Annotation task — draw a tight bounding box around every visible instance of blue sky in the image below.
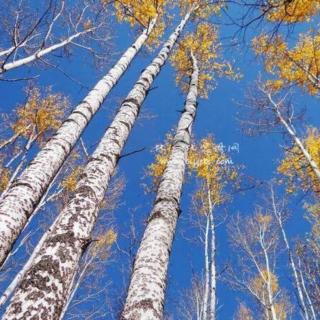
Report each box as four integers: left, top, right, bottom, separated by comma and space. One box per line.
0, 1, 319, 319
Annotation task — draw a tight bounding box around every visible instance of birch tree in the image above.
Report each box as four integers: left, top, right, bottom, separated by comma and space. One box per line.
234, 0, 320, 31
227, 211, 291, 320
188, 138, 238, 320
268, 185, 317, 320
2, 7, 193, 319
0, 0, 112, 74
149, 135, 239, 320
241, 83, 320, 195
0, 0, 164, 268
122, 19, 236, 319
277, 127, 320, 195
0, 86, 69, 196
253, 31, 320, 95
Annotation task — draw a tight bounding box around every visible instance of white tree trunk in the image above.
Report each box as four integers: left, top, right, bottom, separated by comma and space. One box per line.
0, 28, 95, 73
121, 52, 198, 320
1, 129, 38, 198
207, 183, 216, 320
0, 20, 157, 268
269, 186, 310, 320
3, 15, 189, 320
297, 257, 317, 320
203, 211, 210, 320
266, 92, 320, 181
259, 228, 278, 320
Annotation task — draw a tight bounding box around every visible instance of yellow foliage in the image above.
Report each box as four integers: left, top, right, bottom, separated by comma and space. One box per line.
256, 213, 273, 227
91, 229, 117, 260
148, 135, 238, 212
250, 270, 288, 319
179, 0, 223, 19
0, 167, 10, 193
235, 303, 254, 320
83, 20, 93, 30
253, 31, 320, 95
251, 269, 279, 296
278, 128, 320, 194
170, 23, 238, 98
266, 0, 320, 23
148, 133, 174, 188
61, 166, 83, 192
12, 87, 68, 141
110, 0, 167, 48
304, 202, 320, 242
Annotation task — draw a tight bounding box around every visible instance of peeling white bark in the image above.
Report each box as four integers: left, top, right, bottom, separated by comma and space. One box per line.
3, 15, 188, 320
0, 20, 156, 268
121, 51, 199, 320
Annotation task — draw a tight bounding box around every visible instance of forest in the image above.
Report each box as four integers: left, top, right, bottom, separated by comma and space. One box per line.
0, 0, 319, 319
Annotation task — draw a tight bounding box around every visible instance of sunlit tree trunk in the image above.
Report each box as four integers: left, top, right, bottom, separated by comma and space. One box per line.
0, 124, 31, 150
203, 209, 210, 320
0, 28, 96, 73
0, 20, 157, 268
258, 225, 278, 320
207, 182, 216, 320
1, 127, 38, 197
266, 92, 320, 181
121, 52, 198, 320
2, 14, 190, 320
269, 186, 312, 320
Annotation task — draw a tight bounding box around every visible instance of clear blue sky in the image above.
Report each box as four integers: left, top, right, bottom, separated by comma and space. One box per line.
0, 2, 319, 319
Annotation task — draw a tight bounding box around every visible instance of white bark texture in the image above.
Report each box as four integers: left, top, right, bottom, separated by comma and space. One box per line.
270, 187, 315, 320
0, 28, 94, 73
121, 53, 199, 320
0, 21, 156, 268
267, 93, 320, 181
203, 210, 210, 320
208, 186, 216, 320
2, 15, 188, 320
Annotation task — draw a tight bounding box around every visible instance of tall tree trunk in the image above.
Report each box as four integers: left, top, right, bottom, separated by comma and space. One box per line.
297, 256, 317, 320
0, 28, 96, 73
269, 186, 311, 320
121, 52, 199, 320
2, 14, 191, 320
259, 227, 278, 320
0, 20, 157, 268
207, 182, 216, 320
203, 209, 210, 320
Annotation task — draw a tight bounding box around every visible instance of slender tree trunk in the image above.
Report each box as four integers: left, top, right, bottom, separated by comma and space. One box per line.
266, 92, 320, 181
1, 129, 38, 198
203, 209, 210, 320
0, 127, 28, 150
269, 186, 310, 320
58, 253, 94, 320
0, 20, 157, 268
259, 230, 278, 320
0, 28, 96, 73
121, 52, 199, 320
3, 15, 190, 320
207, 182, 216, 320
297, 257, 317, 320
